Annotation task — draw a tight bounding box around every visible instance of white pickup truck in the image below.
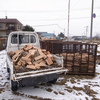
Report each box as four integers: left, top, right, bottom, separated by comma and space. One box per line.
6, 31, 68, 91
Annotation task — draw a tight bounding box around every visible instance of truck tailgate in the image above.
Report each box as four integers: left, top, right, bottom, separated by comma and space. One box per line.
15, 68, 68, 80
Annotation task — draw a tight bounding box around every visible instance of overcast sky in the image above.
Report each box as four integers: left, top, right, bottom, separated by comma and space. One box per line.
0, 0, 100, 37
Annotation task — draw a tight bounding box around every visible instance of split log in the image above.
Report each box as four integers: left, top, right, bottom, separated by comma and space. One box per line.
14, 65, 20, 70
29, 49, 37, 56
34, 55, 44, 61
23, 44, 33, 51
46, 57, 53, 65
26, 64, 40, 70
9, 51, 14, 57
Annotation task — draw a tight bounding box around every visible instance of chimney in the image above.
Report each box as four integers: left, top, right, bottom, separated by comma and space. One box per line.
5, 16, 7, 19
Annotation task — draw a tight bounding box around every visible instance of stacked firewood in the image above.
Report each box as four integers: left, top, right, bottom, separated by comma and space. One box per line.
9, 44, 56, 70
59, 53, 94, 70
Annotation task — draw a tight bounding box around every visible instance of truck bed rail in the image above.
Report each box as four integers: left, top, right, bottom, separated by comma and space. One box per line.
15, 68, 68, 80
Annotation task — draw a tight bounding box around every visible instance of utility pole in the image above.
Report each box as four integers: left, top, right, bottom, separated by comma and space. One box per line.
90, 0, 94, 42
67, 0, 70, 41
64, 28, 65, 39
84, 27, 86, 36
86, 26, 88, 37
64, 28, 65, 35
5, 11, 7, 18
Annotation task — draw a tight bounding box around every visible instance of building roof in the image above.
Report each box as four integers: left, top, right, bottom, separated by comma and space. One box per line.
37, 32, 47, 34
0, 18, 23, 25
72, 36, 87, 38
41, 33, 55, 36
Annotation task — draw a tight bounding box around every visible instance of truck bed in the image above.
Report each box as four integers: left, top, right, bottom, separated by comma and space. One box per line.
7, 53, 64, 74
7, 53, 68, 81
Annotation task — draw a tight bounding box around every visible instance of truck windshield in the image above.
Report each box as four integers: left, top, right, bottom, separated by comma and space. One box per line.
11, 34, 36, 44
19, 35, 29, 44
11, 34, 17, 44
30, 35, 36, 43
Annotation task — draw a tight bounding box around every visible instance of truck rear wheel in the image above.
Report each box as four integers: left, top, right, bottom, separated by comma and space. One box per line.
7, 62, 10, 73
11, 86, 18, 91
11, 80, 18, 91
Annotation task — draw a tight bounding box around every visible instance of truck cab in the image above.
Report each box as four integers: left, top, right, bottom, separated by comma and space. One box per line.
7, 31, 40, 52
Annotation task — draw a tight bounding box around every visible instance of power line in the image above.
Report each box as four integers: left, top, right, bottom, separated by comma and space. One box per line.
71, 7, 100, 11
0, 10, 67, 13
21, 16, 100, 22
71, 0, 81, 8
0, 7, 100, 13
32, 24, 64, 30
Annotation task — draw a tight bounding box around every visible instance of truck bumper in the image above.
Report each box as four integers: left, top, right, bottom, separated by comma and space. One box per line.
18, 73, 59, 87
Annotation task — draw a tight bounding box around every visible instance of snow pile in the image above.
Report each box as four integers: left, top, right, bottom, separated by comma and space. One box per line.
0, 50, 8, 87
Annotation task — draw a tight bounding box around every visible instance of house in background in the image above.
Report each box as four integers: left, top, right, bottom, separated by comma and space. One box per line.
37, 32, 47, 38
0, 17, 23, 37
37, 32, 56, 40
72, 36, 87, 40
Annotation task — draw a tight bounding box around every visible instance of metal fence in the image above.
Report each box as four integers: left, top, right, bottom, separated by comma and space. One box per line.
40, 40, 97, 75
0, 38, 7, 51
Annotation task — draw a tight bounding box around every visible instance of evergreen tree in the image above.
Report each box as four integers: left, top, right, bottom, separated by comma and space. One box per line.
23, 25, 35, 32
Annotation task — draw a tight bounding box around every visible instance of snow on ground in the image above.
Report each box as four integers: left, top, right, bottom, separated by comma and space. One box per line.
97, 45, 100, 52
0, 50, 100, 100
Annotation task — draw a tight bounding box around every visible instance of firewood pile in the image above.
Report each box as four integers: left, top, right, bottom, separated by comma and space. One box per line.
9, 44, 60, 72
59, 52, 94, 72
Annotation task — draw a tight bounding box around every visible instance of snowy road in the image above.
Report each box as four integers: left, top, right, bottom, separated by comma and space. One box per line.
0, 50, 100, 100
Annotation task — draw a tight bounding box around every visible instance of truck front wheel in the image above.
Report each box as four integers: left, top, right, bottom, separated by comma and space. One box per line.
7, 67, 10, 73
11, 80, 18, 91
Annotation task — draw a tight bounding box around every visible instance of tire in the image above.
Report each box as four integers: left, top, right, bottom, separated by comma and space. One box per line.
7, 67, 10, 73
49, 78, 57, 84
7, 62, 10, 73
11, 86, 18, 91
11, 80, 18, 91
